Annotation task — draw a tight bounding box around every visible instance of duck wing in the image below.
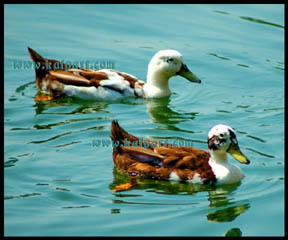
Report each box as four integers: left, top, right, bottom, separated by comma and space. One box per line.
111, 120, 216, 184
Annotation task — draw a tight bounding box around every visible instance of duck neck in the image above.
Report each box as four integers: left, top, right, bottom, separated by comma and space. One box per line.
146, 69, 171, 94
209, 150, 229, 165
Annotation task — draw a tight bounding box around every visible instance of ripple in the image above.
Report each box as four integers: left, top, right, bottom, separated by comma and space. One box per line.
113, 199, 199, 206
62, 205, 90, 209
4, 153, 34, 168
80, 193, 100, 198
246, 134, 266, 143
33, 116, 106, 130
246, 147, 275, 158
55, 187, 70, 192
4, 157, 19, 168
5, 192, 42, 200
213, 10, 230, 15
52, 141, 81, 148
15, 81, 35, 93
208, 53, 231, 61
216, 110, 231, 114
10, 127, 33, 130
239, 16, 284, 29
238, 168, 283, 204
29, 131, 72, 144
236, 105, 251, 109
53, 179, 72, 182
113, 194, 143, 198
237, 64, 250, 68
263, 107, 284, 112
36, 183, 50, 186
4, 4, 284, 236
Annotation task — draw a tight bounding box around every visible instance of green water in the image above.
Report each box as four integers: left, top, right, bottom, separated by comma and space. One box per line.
4, 4, 284, 236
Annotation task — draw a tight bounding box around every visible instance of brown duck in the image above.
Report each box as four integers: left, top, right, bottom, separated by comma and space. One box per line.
110, 120, 250, 191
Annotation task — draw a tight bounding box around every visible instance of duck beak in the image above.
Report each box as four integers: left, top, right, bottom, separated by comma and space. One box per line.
228, 143, 250, 165
177, 63, 201, 84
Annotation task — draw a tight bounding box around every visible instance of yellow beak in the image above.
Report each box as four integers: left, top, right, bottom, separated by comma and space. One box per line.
228, 143, 250, 165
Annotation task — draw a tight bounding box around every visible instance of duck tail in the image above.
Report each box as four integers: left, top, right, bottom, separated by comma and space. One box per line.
111, 120, 124, 157
28, 47, 45, 63
111, 120, 127, 147
111, 120, 140, 152
111, 120, 121, 142
28, 47, 50, 89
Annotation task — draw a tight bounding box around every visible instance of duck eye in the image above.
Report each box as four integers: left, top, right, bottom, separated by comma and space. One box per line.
167, 58, 174, 62
219, 133, 224, 137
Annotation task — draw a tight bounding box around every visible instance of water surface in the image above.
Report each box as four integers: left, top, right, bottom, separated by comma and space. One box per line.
4, 4, 284, 236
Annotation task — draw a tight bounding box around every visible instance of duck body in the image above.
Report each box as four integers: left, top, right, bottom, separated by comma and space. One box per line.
56, 69, 145, 100
28, 48, 201, 100
110, 121, 250, 186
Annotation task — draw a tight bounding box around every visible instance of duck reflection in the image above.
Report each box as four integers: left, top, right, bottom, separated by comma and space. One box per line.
206, 184, 250, 222
33, 91, 197, 126
145, 97, 198, 125
110, 168, 211, 195
109, 168, 250, 222
33, 96, 111, 115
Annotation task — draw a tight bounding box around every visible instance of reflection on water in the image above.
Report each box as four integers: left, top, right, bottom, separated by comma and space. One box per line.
207, 203, 249, 222
33, 97, 111, 115
112, 199, 198, 206
31, 93, 201, 146
32, 117, 106, 130
207, 184, 250, 222
145, 97, 198, 125
110, 168, 249, 222
110, 168, 211, 195
224, 228, 242, 237
4, 2, 284, 236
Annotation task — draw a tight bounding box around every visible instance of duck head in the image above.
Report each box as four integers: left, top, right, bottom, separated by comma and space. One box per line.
146, 50, 201, 89
207, 124, 250, 165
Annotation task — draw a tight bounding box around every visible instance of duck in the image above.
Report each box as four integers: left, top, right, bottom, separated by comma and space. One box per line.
110, 120, 250, 191
28, 47, 201, 101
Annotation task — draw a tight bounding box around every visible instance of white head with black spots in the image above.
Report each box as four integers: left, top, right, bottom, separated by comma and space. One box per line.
207, 124, 250, 165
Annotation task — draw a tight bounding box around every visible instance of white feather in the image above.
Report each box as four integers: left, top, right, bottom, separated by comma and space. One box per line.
169, 171, 181, 181
64, 85, 123, 100
209, 160, 243, 185
187, 173, 204, 184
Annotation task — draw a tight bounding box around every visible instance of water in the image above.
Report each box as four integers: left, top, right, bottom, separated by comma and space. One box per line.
4, 4, 284, 236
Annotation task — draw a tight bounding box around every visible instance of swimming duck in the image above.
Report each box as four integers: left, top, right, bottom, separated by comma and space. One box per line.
28, 47, 201, 101
110, 121, 250, 191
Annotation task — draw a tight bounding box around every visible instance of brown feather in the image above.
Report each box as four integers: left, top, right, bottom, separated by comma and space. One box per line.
110, 121, 217, 184
28, 48, 111, 92
110, 70, 139, 89
49, 71, 91, 86
28, 48, 145, 99
78, 70, 109, 80
28, 47, 79, 90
